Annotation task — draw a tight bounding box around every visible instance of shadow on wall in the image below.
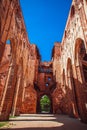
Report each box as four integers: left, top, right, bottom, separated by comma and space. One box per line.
52, 77, 87, 123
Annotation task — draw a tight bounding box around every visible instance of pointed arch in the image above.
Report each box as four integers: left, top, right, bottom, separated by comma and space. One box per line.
74, 37, 87, 122
74, 38, 86, 66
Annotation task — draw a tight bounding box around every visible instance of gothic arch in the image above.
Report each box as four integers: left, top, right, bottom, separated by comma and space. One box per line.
70, 5, 75, 18
0, 38, 12, 105
0, 37, 20, 119
74, 38, 87, 83
75, 38, 86, 64
74, 38, 87, 122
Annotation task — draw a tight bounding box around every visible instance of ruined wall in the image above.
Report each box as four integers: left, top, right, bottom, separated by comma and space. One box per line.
0, 0, 87, 124
36, 62, 56, 113
0, 0, 30, 120
52, 42, 61, 84
20, 44, 40, 114
52, 42, 63, 114
0, 44, 11, 104
0, 0, 40, 119
53, 0, 87, 123
37, 62, 54, 92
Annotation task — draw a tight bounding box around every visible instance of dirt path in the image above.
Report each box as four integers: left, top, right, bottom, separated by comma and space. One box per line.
1, 114, 87, 130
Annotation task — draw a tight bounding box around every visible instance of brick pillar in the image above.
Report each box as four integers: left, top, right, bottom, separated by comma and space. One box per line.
67, 74, 79, 118
0, 62, 17, 121
14, 78, 25, 115
11, 75, 21, 116
22, 81, 26, 102
67, 76, 74, 116
0, 62, 12, 114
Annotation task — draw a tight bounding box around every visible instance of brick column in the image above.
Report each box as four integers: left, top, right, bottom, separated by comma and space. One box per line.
11, 75, 21, 116
0, 62, 12, 114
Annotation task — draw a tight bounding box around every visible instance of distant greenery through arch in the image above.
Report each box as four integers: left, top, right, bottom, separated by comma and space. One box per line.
40, 95, 51, 113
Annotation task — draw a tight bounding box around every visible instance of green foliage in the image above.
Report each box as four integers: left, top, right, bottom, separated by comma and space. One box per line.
40, 95, 51, 112
0, 122, 8, 128
9, 115, 17, 118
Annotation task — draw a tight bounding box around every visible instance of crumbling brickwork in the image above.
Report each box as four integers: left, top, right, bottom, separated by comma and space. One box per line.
0, 0, 40, 120
35, 62, 56, 113
0, 0, 87, 124
0, 44, 11, 104
52, 0, 87, 123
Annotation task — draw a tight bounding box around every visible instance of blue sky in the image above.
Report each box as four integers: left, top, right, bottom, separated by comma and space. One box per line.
20, 0, 72, 61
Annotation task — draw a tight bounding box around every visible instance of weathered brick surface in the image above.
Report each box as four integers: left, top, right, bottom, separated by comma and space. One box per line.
0, 0, 87, 123
0, 0, 37, 120
20, 86, 37, 114
52, 0, 87, 123
0, 44, 11, 106
35, 62, 56, 113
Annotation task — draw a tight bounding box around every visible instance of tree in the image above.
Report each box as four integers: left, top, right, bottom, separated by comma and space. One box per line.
40, 95, 51, 112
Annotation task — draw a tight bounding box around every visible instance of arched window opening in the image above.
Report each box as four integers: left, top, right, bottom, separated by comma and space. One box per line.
71, 5, 75, 18
82, 53, 87, 82
40, 95, 51, 113
46, 83, 49, 87
62, 69, 66, 86
75, 38, 87, 84
6, 39, 11, 44
74, 38, 87, 121
48, 77, 51, 81
79, 42, 86, 59
78, 42, 87, 83
5, 39, 11, 61
85, 0, 87, 4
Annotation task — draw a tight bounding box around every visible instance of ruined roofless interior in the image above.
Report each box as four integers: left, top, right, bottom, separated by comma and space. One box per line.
0, 0, 87, 123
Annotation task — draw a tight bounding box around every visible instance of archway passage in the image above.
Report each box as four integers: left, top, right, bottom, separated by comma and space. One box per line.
40, 95, 51, 113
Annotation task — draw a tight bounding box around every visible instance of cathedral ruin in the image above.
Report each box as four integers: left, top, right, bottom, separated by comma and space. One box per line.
0, 0, 87, 123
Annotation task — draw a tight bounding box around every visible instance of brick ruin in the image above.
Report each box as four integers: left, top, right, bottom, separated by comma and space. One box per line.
0, 0, 87, 123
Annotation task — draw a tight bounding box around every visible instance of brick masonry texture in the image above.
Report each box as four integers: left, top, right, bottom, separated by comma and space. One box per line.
0, 0, 87, 123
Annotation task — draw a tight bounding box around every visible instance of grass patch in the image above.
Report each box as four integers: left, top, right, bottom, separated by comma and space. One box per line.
9, 115, 17, 118
0, 122, 8, 128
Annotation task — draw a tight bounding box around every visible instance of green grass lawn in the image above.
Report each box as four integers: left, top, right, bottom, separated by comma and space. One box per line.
0, 122, 8, 128
9, 115, 17, 118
